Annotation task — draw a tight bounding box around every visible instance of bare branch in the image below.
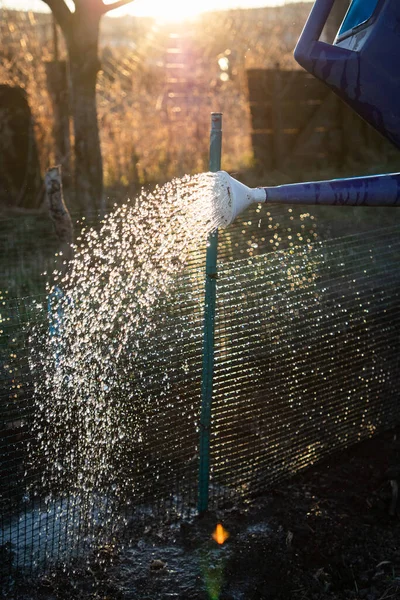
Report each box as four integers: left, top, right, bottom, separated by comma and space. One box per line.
41, 0, 73, 30
101, 0, 135, 15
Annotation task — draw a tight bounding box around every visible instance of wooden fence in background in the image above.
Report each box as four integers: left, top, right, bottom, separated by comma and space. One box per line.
246, 67, 396, 173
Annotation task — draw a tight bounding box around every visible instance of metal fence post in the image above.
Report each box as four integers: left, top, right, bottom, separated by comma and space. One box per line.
198, 112, 222, 513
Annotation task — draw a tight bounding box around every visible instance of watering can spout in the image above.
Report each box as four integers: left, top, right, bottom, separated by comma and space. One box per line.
213, 171, 265, 227
214, 171, 400, 228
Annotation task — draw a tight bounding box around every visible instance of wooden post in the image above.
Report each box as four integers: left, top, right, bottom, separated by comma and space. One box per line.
45, 165, 74, 277
45, 61, 72, 203
272, 63, 284, 170
52, 15, 59, 62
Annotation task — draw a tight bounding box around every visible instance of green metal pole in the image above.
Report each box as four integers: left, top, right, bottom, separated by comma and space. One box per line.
198, 112, 222, 514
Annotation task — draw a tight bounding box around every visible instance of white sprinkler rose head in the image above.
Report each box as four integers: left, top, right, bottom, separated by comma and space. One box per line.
212, 171, 266, 227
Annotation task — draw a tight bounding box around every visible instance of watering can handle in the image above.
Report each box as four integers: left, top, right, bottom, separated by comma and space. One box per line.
294, 0, 353, 70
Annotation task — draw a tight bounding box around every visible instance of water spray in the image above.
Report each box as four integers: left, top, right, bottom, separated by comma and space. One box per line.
214, 171, 400, 227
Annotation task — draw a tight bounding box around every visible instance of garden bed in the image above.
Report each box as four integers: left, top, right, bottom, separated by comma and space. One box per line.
7, 429, 400, 600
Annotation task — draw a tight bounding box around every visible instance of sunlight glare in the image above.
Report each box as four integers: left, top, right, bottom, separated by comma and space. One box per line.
110, 0, 203, 22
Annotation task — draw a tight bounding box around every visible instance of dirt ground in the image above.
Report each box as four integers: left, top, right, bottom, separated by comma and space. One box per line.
7, 430, 400, 600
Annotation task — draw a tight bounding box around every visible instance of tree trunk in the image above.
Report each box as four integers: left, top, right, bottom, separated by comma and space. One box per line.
67, 12, 104, 216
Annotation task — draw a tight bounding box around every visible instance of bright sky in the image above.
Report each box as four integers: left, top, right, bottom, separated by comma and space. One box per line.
6, 0, 298, 22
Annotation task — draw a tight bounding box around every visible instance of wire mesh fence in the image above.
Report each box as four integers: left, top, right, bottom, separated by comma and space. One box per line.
1, 209, 400, 582
210, 226, 400, 504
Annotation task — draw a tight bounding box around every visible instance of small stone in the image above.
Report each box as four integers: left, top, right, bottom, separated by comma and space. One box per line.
150, 559, 166, 571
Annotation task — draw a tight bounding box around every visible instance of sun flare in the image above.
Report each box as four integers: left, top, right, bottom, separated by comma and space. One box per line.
212, 523, 230, 545
112, 0, 203, 22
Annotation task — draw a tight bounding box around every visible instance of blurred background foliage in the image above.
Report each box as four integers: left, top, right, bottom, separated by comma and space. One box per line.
0, 1, 399, 299
0, 3, 312, 192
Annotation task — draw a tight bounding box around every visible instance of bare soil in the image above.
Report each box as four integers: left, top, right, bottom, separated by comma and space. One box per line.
7, 430, 400, 600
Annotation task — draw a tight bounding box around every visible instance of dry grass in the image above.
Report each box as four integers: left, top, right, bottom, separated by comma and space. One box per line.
0, 9, 55, 175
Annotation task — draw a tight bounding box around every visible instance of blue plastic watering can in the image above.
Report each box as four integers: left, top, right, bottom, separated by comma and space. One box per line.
294, 0, 400, 149
214, 0, 400, 227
